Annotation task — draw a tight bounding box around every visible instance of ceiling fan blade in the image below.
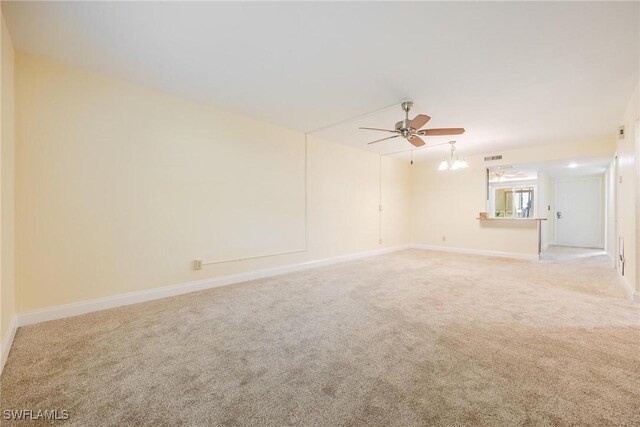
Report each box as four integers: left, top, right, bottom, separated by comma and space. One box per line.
367, 135, 400, 145
409, 136, 426, 147
409, 114, 431, 130
419, 128, 465, 136
359, 127, 398, 133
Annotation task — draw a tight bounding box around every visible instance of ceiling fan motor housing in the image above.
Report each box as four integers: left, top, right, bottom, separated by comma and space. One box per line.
395, 119, 414, 132
401, 100, 414, 112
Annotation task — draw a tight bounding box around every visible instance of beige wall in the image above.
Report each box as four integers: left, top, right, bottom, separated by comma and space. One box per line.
605, 161, 615, 256
6, 50, 636, 317
410, 139, 617, 256
381, 157, 411, 247
616, 83, 640, 293
1, 13, 16, 345
536, 172, 554, 248
15, 54, 411, 312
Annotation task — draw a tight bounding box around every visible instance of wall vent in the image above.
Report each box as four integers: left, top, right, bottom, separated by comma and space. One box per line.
619, 126, 625, 139
484, 155, 503, 161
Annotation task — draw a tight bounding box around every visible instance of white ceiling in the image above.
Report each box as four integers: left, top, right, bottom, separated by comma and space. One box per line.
3, 2, 638, 160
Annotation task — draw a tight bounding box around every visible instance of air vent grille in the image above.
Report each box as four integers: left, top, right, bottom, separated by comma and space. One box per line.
484, 155, 503, 161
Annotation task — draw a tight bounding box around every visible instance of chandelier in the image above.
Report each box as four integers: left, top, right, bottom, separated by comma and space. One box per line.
438, 141, 468, 171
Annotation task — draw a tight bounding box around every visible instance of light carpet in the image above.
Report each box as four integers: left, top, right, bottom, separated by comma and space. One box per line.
1, 249, 639, 426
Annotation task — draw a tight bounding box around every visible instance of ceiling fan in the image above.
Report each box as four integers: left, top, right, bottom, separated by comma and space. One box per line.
492, 167, 526, 181
359, 101, 465, 147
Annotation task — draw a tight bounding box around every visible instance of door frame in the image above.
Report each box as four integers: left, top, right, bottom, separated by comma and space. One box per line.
554, 175, 604, 248
614, 153, 619, 272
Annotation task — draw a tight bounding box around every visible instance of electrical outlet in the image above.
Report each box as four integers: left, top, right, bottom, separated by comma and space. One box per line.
379, 238, 383, 245
193, 259, 203, 270
442, 236, 446, 242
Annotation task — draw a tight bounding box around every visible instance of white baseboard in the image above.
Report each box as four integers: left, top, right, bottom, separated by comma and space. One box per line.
17, 245, 410, 327
606, 252, 615, 265
0, 315, 18, 375
617, 275, 640, 303
14, 242, 636, 330
409, 244, 539, 261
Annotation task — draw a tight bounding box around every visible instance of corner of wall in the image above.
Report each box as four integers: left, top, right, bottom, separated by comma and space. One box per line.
0, 314, 17, 374
0, 8, 17, 370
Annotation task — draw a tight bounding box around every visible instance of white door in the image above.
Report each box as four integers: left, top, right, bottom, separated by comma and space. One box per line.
555, 177, 603, 248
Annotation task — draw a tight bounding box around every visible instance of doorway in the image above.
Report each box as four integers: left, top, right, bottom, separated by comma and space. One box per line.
554, 177, 603, 248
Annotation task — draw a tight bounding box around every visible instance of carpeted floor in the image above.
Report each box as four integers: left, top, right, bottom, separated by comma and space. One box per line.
1, 249, 639, 426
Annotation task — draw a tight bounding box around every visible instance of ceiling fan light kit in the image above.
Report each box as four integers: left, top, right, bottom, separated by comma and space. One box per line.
359, 101, 466, 153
